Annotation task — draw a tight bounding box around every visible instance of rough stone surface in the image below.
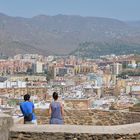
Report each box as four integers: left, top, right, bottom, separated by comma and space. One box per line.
35, 109, 140, 125
9, 123, 140, 140
0, 114, 13, 140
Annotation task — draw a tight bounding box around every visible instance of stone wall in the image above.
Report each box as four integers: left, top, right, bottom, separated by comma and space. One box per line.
35, 109, 140, 125
64, 99, 90, 109
9, 109, 140, 139
9, 123, 140, 140
0, 114, 13, 140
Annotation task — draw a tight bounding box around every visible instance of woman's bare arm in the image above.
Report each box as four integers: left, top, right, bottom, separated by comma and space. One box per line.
60, 103, 64, 117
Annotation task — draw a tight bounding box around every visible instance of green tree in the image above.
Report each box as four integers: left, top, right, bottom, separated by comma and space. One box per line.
45, 71, 53, 82
26, 68, 33, 75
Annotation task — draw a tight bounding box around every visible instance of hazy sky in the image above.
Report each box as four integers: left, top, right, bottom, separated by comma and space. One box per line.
0, 0, 140, 21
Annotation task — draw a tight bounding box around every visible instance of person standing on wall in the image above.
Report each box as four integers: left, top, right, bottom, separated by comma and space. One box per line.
20, 94, 37, 124
49, 92, 64, 124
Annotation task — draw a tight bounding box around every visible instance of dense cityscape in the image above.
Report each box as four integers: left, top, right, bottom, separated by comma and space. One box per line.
0, 53, 140, 118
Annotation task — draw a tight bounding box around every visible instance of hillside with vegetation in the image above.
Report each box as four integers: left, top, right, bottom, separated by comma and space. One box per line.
0, 13, 140, 57
71, 41, 140, 58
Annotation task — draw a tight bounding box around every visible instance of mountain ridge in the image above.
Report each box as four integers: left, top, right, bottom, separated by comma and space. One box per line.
0, 13, 140, 57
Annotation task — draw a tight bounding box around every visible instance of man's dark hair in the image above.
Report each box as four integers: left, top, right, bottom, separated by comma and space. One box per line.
24, 94, 30, 101
53, 92, 58, 100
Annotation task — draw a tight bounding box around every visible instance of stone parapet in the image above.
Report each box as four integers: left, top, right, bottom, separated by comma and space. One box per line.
9, 123, 140, 140
0, 114, 13, 140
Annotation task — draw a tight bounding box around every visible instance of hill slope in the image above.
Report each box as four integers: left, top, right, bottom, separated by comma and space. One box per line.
0, 13, 140, 57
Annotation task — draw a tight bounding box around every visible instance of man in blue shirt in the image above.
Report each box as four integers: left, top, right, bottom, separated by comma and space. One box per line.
20, 94, 37, 124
